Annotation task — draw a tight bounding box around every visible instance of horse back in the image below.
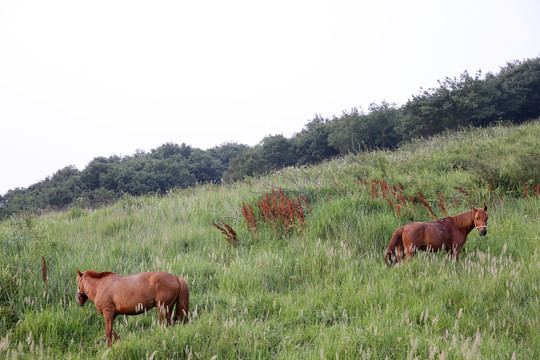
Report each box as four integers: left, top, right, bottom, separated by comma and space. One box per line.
402, 220, 455, 251
95, 272, 182, 315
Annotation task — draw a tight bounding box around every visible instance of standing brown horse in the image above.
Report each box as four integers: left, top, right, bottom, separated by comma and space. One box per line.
385, 206, 488, 265
76, 270, 189, 347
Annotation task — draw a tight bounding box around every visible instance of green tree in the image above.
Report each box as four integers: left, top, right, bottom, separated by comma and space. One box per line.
327, 108, 365, 154
496, 58, 540, 122
224, 147, 267, 182
260, 134, 296, 170
151, 142, 192, 160
361, 102, 402, 149
399, 71, 499, 138
209, 142, 250, 169
188, 148, 222, 183
80, 156, 121, 191
293, 115, 339, 165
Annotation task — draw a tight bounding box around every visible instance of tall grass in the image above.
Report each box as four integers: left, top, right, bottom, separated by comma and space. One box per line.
0, 121, 539, 359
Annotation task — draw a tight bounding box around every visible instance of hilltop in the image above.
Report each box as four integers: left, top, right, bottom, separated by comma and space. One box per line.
0, 121, 539, 359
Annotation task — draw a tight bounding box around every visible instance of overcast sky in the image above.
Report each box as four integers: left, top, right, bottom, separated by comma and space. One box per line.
1, 0, 539, 194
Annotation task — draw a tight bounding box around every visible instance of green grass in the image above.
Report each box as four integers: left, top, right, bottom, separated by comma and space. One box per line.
1, 121, 539, 359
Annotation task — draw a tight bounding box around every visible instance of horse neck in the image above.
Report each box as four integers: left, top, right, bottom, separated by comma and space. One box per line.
451, 210, 475, 234
82, 272, 110, 300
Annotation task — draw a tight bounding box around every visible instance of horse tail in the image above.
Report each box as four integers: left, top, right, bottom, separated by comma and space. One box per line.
385, 227, 403, 266
174, 277, 190, 324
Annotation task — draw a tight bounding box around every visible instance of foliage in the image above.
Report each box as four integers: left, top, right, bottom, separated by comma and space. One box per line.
327, 102, 402, 154
293, 115, 340, 165
223, 147, 267, 182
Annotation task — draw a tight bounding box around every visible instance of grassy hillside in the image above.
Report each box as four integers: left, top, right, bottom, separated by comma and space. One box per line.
1, 121, 539, 359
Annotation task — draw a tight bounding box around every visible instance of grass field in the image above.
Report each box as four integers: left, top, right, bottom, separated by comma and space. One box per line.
1, 121, 539, 359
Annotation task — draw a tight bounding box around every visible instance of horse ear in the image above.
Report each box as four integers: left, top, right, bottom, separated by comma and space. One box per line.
77, 269, 82, 277
484, 205, 488, 211
472, 207, 478, 212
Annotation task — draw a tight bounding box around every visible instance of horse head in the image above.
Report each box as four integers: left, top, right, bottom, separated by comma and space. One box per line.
76, 270, 89, 306
473, 206, 488, 236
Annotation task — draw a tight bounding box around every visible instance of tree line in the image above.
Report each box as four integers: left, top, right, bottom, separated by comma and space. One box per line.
1, 57, 539, 220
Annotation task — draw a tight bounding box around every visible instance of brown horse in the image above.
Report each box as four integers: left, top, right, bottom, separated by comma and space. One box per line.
385, 206, 488, 265
76, 270, 189, 346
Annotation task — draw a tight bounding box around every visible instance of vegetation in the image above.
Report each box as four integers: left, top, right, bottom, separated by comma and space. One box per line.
1, 121, 539, 359
1, 58, 540, 219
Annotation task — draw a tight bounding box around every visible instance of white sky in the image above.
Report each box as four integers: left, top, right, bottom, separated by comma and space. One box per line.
1, 0, 539, 194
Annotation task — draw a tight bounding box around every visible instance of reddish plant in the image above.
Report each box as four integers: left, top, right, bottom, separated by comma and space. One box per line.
242, 201, 257, 235
489, 182, 497, 206
522, 183, 540, 199
359, 178, 465, 219
397, 192, 408, 206
361, 178, 412, 216
438, 201, 447, 217
417, 192, 438, 220
300, 197, 312, 214
437, 191, 446, 205
41, 255, 48, 284
369, 180, 378, 199
384, 196, 394, 211
523, 184, 530, 200
437, 191, 448, 217
243, 187, 310, 236
213, 222, 238, 247
454, 187, 470, 197
381, 180, 390, 197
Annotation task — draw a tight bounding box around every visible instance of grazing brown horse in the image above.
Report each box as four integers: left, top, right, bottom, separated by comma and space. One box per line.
76, 270, 189, 346
385, 206, 488, 265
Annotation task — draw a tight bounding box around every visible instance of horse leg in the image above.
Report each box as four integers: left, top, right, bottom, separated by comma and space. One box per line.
401, 232, 417, 262
103, 312, 116, 347
166, 305, 174, 326
157, 302, 169, 326
396, 242, 404, 263
453, 244, 463, 261
446, 247, 453, 259
405, 244, 417, 261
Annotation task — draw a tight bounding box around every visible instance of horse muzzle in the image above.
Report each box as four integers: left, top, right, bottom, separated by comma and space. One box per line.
77, 292, 88, 306
476, 225, 487, 236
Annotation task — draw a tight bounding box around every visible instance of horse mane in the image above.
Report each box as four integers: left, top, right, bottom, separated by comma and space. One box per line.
451, 210, 474, 228
84, 270, 115, 278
